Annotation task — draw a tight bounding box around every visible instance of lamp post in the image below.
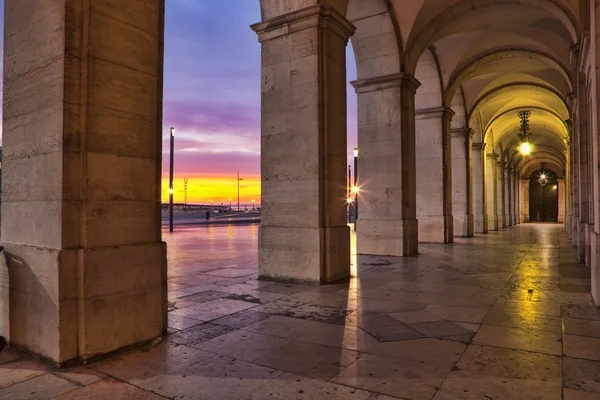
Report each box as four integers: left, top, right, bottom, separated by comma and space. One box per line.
237, 172, 243, 212
169, 127, 175, 233
252, 199, 256, 210
353, 148, 359, 230
229, 198, 232, 211
348, 164, 351, 223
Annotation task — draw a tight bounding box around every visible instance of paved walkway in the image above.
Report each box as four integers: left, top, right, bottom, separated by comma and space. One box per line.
1, 223, 599, 399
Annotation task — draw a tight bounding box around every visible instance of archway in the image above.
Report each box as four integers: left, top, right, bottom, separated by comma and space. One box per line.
529, 168, 559, 222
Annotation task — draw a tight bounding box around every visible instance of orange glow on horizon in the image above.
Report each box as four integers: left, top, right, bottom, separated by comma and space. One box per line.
161, 176, 260, 205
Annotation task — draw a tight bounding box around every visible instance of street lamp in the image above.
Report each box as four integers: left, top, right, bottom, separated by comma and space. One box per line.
169, 127, 175, 233
252, 199, 256, 210
237, 173, 243, 212
353, 148, 359, 231
229, 198, 232, 211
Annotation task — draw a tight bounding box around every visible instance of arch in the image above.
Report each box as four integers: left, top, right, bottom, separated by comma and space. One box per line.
404, 0, 580, 73
347, 0, 404, 79
469, 83, 570, 122
445, 49, 573, 105
521, 159, 565, 178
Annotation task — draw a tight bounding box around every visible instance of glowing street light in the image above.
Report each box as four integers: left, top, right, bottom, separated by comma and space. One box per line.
252, 199, 256, 210
229, 198, 232, 211
519, 142, 532, 155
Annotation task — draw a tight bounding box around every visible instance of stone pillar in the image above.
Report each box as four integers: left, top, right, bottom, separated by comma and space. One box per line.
513, 170, 521, 225
558, 178, 566, 223
451, 128, 474, 237
497, 161, 507, 228
486, 153, 499, 230
577, 75, 589, 264
253, 6, 355, 283
352, 73, 420, 256
505, 167, 513, 227
571, 117, 579, 244
521, 179, 530, 222
472, 143, 488, 233
416, 107, 454, 243
2, 0, 167, 364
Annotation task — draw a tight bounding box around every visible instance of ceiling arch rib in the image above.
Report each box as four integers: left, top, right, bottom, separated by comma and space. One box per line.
404, 0, 579, 74
470, 83, 569, 122
521, 159, 565, 178
444, 49, 572, 106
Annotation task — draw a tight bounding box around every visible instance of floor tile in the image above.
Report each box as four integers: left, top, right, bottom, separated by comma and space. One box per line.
424, 304, 489, 323
140, 355, 283, 400
184, 298, 258, 315
198, 330, 291, 362
331, 353, 449, 400
253, 341, 360, 380
411, 320, 473, 338
247, 372, 373, 399
93, 340, 213, 385
0, 373, 79, 400
563, 318, 600, 338
54, 378, 165, 399
0, 359, 52, 389
473, 325, 562, 355
366, 338, 466, 367
563, 357, 600, 394
563, 335, 600, 361
388, 310, 443, 324
563, 388, 600, 400
210, 309, 271, 329
456, 344, 562, 382
166, 322, 236, 348
433, 370, 562, 400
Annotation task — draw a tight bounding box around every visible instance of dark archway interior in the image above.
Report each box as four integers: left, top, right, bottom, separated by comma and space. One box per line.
529, 169, 558, 222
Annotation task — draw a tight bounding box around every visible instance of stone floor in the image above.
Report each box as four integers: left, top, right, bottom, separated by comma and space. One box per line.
1, 223, 600, 399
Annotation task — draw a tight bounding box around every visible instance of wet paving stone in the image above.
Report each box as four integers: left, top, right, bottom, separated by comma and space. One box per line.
411, 320, 474, 338
563, 357, 600, 394
166, 322, 236, 348
180, 290, 230, 303
211, 310, 272, 329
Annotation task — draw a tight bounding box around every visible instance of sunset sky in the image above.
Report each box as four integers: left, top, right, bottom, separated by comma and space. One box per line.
161, 1, 358, 205
0, 1, 358, 206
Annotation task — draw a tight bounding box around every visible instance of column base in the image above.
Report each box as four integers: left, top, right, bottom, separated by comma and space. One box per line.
591, 231, 600, 305
577, 221, 587, 264
506, 214, 514, 227
259, 225, 350, 284
487, 214, 499, 231
418, 215, 453, 243
474, 214, 488, 234
2, 242, 167, 364
454, 214, 474, 237
357, 218, 418, 257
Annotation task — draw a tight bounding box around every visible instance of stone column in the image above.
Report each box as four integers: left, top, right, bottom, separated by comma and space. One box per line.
2, 0, 167, 363
352, 73, 420, 256
571, 116, 579, 244
252, 6, 355, 283
558, 178, 566, 223
497, 161, 507, 228
451, 128, 474, 237
473, 143, 488, 233
513, 171, 520, 225
505, 166, 513, 227
416, 107, 454, 243
577, 75, 589, 264
486, 153, 499, 230
521, 179, 530, 222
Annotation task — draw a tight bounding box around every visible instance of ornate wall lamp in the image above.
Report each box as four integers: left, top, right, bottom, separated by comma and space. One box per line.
518, 110, 533, 155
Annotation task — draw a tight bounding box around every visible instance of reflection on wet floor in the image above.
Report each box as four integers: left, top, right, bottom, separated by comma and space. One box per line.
1, 223, 600, 400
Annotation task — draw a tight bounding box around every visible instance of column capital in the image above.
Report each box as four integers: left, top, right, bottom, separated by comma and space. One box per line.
351, 73, 421, 94
451, 128, 474, 139
415, 106, 455, 120
473, 142, 487, 151
251, 5, 355, 42
487, 152, 499, 160
496, 160, 507, 167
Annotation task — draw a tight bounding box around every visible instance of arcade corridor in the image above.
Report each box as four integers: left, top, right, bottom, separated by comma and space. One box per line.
1, 224, 598, 399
